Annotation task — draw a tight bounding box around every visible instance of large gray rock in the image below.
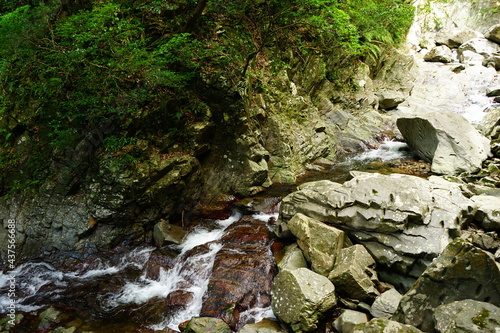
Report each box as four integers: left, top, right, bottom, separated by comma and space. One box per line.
478, 107, 500, 139
397, 111, 490, 175
392, 239, 500, 332
276, 173, 475, 286
435, 27, 483, 48
486, 24, 500, 44
434, 299, 500, 333
371, 288, 403, 318
458, 37, 500, 57
184, 317, 231, 333
424, 45, 454, 63
333, 310, 369, 333
352, 318, 423, 333
470, 195, 500, 231
458, 50, 485, 66
271, 268, 337, 332
277, 243, 308, 272
376, 90, 406, 110
288, 213, 346, 275
328, 245, 380, 302
238, 319, 287, 333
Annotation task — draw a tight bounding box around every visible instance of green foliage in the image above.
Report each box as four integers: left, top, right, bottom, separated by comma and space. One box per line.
0, 0, 415, 194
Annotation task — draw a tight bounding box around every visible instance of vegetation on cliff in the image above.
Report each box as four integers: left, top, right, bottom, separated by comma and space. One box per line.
0, 0, 414, 196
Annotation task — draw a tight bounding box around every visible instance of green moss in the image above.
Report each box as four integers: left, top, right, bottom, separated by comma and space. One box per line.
471, 309, 490, 328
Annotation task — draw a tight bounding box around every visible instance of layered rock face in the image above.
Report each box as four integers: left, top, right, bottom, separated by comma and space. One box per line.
396, 111, 490, 175
276, 172, 475, 287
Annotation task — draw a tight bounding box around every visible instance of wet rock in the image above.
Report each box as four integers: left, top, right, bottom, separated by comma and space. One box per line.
458, 38, 500, 58
470, 195, 500, 231
352, 318, 423, 333
424, 45, 453, 63
39, 307, 63, 329
238, 318, 287, 333
434, 299, 500, 333
397, 110, 490, 175
487, 86, 500, 97
277, 173, 475, 288
271, 268, 337, 332
328, 245, 380, 302
375, 90, 406, 110
486, 24, 500, 44
183, 317, 231, 333
144, 248, 177, 280
435, 27, 483, 48
288, 213, 346, 275
153, 220, 186, 247
483, 53, 500, 70
333, 310, 368, 333
392, 239, 500, 332
200, 217, 277, 330
277, 243, 308, 272
370, 289, 403, 318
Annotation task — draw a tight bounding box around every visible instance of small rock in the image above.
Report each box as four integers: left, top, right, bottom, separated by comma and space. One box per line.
237, 318, 287, 333
376, 90, 406, 110
370, 288, 402, 318
277, 243, 308, 272
434, 300, 500, 333
183, 317, 231, 333
333, 310, 368, 333
487, 87, 500, 97
153, 220, 186, 247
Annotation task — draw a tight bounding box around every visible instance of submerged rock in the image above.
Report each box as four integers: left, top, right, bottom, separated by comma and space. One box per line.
392, 239, 500, 332
288, 213, 346, 275
433, 299, 500, 333
397, 110, 490, 175
271, 268, 337, 332
276, 172, 475, 288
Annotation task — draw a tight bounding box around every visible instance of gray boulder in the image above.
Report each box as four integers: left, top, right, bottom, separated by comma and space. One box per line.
371, 288, 403, 318
271, 268, 337, 332
328, 245, 380, 302
477, 107, 500, 139
153, 220, 186, 247
458, 50, 485, 66
424, 45, 454, 63
458, 38, 500, 65
434, 299, 500, 333
333, 310, 369, 333
392, 239, 500, 332
435, 28, 483, 48
470, 195, 500, 231
277, 173, 475, 287
352, 318, 423, 333
277, 243, 308, 272
486, 24, 500, 44
184, 317, 231, 333
376, 90, 406, 110
396, 110, 490, 175
288, 213, 346, 275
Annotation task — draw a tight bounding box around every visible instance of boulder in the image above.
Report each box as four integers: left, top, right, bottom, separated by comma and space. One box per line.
487, 87, 500, 97
153, 220, 186, 247
200, 217, 277, 330
333, 310, 369, 333
486, 24, 500, 44
352, 318, 423, 333
392, 239, 500, 332
271, 268, 337, 332
434, 299, 500, 333
277, 243, 308, 272
276, 173, 475, 288
470, 195, 500, 231
424, 45, 453, 63
435, 28, 483, 48
396, 111, 490, 175
458, 38, 500, 59
483, 53, 500, 70
370, 288, 403, 318
183, 317, 231, 333
376, 90, 406, 110
458, 50, 485, 66
328, 245, 380, 302
288, 213, 346, 275
238, 318, 287, 333
477, 107, 500, 139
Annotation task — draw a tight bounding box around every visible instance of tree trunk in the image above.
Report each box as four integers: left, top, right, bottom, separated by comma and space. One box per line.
182, 0, 209, 33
